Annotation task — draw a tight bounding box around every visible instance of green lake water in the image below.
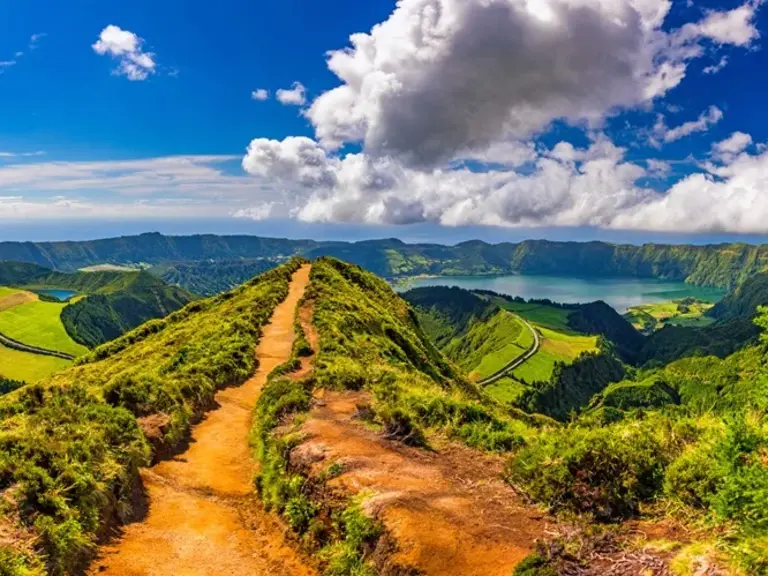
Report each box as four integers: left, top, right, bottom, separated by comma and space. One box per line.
399, 275, 726, 314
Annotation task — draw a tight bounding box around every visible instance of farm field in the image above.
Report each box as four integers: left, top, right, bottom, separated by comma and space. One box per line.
443, 309, 534, 381
512, 327, 599, 383
491, 298, 575, 332
0, 289, 88, 356
624, 298, 716, 334
0, 343, 71, 382
485, 375, 529, 404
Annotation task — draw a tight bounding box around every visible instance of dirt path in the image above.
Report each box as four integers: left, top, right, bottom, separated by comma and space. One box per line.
89, 265, 317, 576
295, 390, 552, 576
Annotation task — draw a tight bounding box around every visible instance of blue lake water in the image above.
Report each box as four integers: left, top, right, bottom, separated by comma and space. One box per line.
399, 275, 727, 314
38, 289, 77, 302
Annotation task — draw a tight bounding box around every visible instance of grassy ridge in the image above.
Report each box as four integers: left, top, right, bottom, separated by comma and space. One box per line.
0, 259, 304, 575
60, 271, 195, 348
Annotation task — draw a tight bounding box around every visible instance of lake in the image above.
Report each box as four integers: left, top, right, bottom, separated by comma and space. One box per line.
399, 275, 727, 313
38, 289, 78, 302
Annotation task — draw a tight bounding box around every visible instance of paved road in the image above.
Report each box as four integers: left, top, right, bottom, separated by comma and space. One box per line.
477, 317, 541, 386
0, 331, 75, 360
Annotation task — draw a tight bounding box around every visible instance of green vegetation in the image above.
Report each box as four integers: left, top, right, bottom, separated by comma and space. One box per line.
442, 310, 531, 380
60, 271, 195, 348
0, 344, 71, 382
625, 298, 716, 334
0, 376, 25, 395
150, 258, 281, 296
0, 259, 304, 575
0, 298, 88, 356
509, 308, 768, 574
5, 233, 768, 289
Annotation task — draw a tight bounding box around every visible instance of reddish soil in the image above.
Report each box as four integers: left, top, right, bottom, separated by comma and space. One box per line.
0, 290, 36, 312
88, 265, 317, 576
294, 390, 553, 576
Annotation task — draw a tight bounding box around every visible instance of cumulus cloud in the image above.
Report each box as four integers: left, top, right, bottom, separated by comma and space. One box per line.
240, 132, 768, 234
233, 0, 768, 234
657, 105, 723, 143
276, 82, 307, 106
302, 0, 760, 168
251, 89, 269, 101
93, 25, 156, 81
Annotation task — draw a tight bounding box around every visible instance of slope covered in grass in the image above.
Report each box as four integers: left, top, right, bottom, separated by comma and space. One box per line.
0, 297, 88, 356
509, 309, 768, 574
302, 258, 530, 450
0, 259, 304, 575
60, 271, 195, 348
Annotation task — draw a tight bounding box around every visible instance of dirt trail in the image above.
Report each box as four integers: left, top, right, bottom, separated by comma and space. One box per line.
89, 265, 317, 576
295, 390, 552, 576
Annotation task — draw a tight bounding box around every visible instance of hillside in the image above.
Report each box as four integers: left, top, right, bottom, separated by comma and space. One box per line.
709, 271, 768, 321
3, 232, 768, 288
0, 260, 305, 574
61, 271, 196, 348
150, 258, 280, 296
404, 287, 639, 407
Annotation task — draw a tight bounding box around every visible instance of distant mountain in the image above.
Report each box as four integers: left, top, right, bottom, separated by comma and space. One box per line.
3, 232, 768, 288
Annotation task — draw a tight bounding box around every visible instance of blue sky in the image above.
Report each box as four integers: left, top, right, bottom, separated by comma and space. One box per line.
1, 0, 768, 244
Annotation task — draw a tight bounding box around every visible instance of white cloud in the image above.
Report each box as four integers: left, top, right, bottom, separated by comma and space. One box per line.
682, 0, 763, 46
251, 89, 269, 101
646, 159, 671, 176
0, 155, 286, 221
0, 61, 16, 68
234, 202, 275, 221
276, 82, 307, 106
711, 131, 753, 163
0, 151, 45, 158
703, 56, 728, 74
302, 0, 760, 168
239, 130, 768, 234
93, 25, 156, 81
233, 0, 768, 234
658, 105, 723, 143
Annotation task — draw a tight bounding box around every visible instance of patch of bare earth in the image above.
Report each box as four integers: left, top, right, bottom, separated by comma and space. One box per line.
0, 290, 36, 312
292, 390, 554, 576
88, 265, 317, 576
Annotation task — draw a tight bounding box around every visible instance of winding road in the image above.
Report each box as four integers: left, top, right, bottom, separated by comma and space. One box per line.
477, 316, 541, 386
0, 331, 75, 361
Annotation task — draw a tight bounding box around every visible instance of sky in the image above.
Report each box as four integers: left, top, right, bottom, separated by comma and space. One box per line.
2, 0, 768, 244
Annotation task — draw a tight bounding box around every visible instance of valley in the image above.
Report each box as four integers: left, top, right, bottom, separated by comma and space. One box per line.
2, 253, 768, 575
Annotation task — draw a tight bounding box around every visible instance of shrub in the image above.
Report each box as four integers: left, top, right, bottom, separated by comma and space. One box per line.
508, 419, 682, 520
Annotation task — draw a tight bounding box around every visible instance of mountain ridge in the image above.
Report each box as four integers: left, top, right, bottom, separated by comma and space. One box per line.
3, 232, 768, 288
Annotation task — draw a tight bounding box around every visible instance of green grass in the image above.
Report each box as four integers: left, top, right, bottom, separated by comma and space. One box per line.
443, 310, 532, 380
492, 299, 574, 332
0, 259, 305, 575
0, 343, 71, 382
0, 299, 88, 356
513, 328, 598, 383
625, 299, 716, 334
485, 376, 530, 404
0, 286, 21, 298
